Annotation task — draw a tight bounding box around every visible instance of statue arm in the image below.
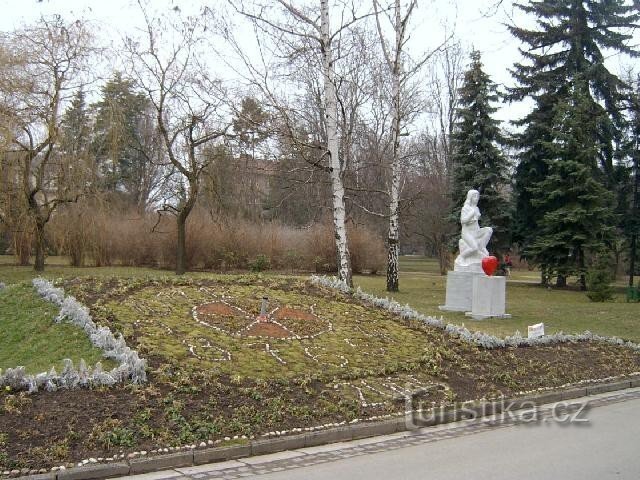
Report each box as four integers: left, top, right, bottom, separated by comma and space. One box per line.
460, 206, 476, 225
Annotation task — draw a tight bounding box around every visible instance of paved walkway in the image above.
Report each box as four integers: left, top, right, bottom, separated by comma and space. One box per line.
121, 388, 640, 480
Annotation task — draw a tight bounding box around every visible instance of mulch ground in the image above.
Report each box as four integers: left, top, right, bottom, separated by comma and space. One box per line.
2, 341, 638, 472
273, 308, 317, 322
197, 302, 243, 317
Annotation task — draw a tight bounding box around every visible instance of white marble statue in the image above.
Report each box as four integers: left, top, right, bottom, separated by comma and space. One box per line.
454, 189, 493, 272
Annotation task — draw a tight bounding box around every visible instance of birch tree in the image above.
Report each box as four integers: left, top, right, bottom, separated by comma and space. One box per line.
373, 0, 447, 291
125, 4, 229, 275
228, 1, 379, 286
320, 0, 352, 285
0, 17, 95, 271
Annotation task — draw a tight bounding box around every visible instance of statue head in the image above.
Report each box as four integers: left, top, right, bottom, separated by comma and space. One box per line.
465, 189, 479, 206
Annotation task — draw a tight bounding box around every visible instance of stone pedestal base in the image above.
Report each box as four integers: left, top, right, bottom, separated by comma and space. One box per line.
439, 271, 481, 312
453, 258, 484, 274
465, 275, 511, 320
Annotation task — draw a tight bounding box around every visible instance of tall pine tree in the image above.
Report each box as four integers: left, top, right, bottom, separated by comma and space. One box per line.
508, 0, 638, 285
528, 82, 617, 288
622, 74, 640, 287
92, 72, 153, 208
451, 50, 511, 255
61, 89, 91, 160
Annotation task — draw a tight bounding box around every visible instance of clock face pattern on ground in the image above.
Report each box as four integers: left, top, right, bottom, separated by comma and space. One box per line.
61, 277, 454, 405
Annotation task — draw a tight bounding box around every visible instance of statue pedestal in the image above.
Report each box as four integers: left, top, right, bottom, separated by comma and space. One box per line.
465, 275, 511, 320
439, 271, 482, 312
454, 256, 485, 273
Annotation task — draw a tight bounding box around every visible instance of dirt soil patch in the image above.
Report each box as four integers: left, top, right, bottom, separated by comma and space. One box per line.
273, 307, 317, 322
244, 321, 292, 338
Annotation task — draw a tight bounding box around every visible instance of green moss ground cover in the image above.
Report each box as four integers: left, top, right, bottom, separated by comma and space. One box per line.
77, 277, 440, 379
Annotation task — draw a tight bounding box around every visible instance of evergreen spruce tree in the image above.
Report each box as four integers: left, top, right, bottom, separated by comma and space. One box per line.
508, 0, 638, 285
451, 50, 511, 255
622, 75, 640, 287
92, 72, 150, 201
509, 93, 555, 281
528, 82, 617, 289
61, 89, 91, 159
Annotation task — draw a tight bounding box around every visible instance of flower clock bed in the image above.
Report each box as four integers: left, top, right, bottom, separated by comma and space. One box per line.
0, 274, 639, 475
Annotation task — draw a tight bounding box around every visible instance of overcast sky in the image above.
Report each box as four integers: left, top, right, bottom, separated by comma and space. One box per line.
0, 0, 637, 126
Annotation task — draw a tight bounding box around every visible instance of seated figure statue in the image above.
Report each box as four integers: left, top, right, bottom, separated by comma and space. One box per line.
454, 189, 493, 272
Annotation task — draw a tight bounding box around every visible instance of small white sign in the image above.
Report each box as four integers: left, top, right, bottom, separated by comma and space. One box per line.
528, 322, 545, 339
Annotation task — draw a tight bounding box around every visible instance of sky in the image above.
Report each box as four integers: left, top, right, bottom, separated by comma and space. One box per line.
0, 0, 637, 126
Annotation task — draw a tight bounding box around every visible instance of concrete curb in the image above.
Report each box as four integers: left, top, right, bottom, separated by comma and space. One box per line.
193, 444, 250, 465
56, 463, 129, 480
15, 376, 640, 480
128, 452, 193, 475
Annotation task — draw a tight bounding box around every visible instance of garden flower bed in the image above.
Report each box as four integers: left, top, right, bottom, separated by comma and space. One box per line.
0, 274, 638, 474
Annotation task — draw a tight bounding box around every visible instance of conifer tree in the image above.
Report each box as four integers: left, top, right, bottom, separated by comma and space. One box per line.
93, 72, 149, 198
451, 50, 511, 255
508, 0, 638, 284
622, 75, 640, 287
61, 89, 91, 160
528, 82, 617, 289
92, 72, 161, 210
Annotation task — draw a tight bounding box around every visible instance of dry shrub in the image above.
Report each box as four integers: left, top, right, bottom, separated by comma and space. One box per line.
349, 226, 386, 274
12, 221, 34, 266
109, 215, 163, 267
305, 223, 338, 273
1, 210, 34, 265
47, 206, 386, 274
49, 206, 90, 266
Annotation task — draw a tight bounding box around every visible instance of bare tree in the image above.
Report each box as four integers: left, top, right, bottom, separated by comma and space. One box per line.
228, 1, 380, 286
426, 42, 465, 273
428, 41, 464, 174
0, 17, 95, 271
373, 0, 449, 291
124, 4, 229, 275
405, 130, 453, 274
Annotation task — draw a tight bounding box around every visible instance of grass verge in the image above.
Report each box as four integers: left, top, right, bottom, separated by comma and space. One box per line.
0, 283, 115, 374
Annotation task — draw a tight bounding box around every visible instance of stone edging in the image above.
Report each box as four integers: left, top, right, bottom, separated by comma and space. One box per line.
310, 275, 640, 351
10, 375, 640, 480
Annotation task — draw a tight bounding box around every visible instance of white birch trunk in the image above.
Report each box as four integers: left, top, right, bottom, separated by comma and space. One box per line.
386, 0, 402, 292
321, 0, 352, 286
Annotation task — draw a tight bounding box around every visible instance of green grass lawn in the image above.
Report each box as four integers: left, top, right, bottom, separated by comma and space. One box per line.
355, 256, 640, 342
0, 256, 161, 285
0, 283, 115, 374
